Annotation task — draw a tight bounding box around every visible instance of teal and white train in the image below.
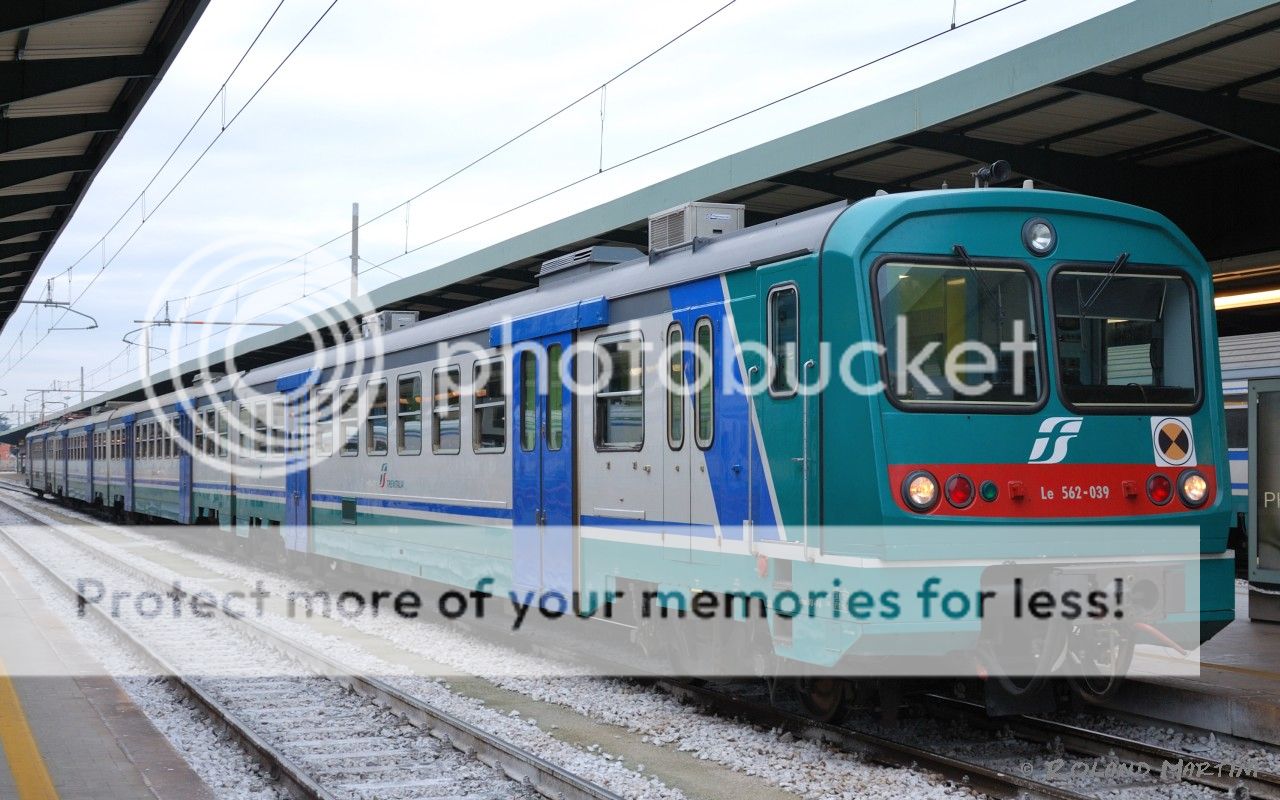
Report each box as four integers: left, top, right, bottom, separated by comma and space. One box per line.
25, 184, 1236, 714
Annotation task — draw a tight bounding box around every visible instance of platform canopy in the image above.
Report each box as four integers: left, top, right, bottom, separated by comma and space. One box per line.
366, 0, 1280, 335
5, 0, 1279, 442
0, 0, 208, 331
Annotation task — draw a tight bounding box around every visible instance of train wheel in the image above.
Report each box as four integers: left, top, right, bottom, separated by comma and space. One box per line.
796, 677, 850, 723
1066, 625, 1134, 703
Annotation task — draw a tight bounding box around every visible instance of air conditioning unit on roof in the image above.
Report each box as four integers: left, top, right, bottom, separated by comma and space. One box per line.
361, 310, 419, 338
647, 202, 744, 252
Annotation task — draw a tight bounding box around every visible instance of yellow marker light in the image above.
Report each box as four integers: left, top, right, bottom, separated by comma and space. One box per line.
1179, 470, 1208, 507
903, 471, 939, 511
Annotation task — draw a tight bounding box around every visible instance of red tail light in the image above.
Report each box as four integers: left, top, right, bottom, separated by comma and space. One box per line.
1146, 474, 1172, 505
945, 474, 975, 509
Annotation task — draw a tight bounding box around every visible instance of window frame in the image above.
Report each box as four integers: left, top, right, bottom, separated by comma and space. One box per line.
472, 357, 507, 454
396, 373, 423, 456
338, 385, 359, 457
271, 399, 286, 455
868, 254, 1049, 415
766, 283, 800, 399
593, 331, 645, 452
694, 317, 715, 450
314, 390, 334, 457
366, 379, 389, 456
519, 350, 536, 453
666, 323, 685, 451
546, 343, 565, 452
431, 365, 462, 455
254, 403, 268, 455
1047, 261, 1203, 415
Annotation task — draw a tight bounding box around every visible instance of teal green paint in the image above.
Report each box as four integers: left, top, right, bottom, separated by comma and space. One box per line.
309, 505, 513, 592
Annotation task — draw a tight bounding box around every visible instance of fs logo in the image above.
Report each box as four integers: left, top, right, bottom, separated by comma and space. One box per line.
1027, 417, 1084, 464
378, 462, 388, 489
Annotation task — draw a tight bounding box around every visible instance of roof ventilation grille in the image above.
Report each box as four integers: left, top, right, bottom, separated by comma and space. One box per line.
538, 245, 644, 281
647, 202, 744, 253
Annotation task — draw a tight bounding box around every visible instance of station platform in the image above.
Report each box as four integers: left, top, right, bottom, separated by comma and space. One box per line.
0, 545, 213, 800
1104, 586, 1280, 745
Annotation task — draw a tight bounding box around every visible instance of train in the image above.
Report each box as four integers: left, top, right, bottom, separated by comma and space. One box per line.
1217, 331, 1280, 554
24, 180, 1236, 716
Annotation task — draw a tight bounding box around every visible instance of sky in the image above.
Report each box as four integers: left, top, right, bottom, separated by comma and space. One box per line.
0, 0, 1133, 420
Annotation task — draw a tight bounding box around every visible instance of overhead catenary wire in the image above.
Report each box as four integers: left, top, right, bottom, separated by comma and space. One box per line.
162, 0, 744, 309
42, 0, 1031, 395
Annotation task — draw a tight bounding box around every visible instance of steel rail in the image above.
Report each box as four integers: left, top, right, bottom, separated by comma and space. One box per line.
0, 495, 625, 800
657, 679, 1095, 800
923, 693, 1279, 799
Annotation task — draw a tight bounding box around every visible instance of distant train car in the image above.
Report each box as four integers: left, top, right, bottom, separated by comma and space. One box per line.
1217, 331, 1280, 569
27, 185, 1236, 714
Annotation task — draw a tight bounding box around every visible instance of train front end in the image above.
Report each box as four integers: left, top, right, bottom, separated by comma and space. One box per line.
811, 188, 1233, 699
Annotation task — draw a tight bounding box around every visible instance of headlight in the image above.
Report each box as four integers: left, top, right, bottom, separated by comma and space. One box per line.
1022, 217, 1056, 256
903, 470, 939, 512
1179, 470, 1208, 507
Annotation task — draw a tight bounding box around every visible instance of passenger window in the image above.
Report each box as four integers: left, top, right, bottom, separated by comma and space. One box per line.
397, 374, 422, 455
195, 416, 205, 454
1226, 405, 1248, 449
432, 366, 461, 454
768, 285, 799, 397
695, 318, 714, 449
216, 409, 228, 458
314, 391, 333, 457
254, 403, 268, 455
474, 358, 506, 453
666, 324, 684, 450
547, 344, 564, 451
520, 351, 536, 452
366, 380, 389, 456
240, 407, 251, 453
595, 333, 644, 450
206, 411, 216, 455
340, 386, 359, 456
271, 400, 286, 455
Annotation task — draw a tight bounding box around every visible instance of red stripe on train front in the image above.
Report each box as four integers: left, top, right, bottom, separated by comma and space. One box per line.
888, 464, 1216, 517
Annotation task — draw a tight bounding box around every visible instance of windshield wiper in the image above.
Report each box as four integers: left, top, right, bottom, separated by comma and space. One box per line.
952, 244, 1005, 320
1080, 252, 1130, 315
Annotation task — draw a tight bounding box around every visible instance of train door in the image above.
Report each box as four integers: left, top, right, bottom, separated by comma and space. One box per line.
40, 434, 50, 492
86, 424, 95, 503
177, 409, 193, 524
754, 261, 821, 546
59, 431, 68, 496
283, 391, 310, 553
123, 415, 136, 513
662, 322, 692, 562
512, 333, 575, 605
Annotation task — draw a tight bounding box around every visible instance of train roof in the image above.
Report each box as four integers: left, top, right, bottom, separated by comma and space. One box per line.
1220, 332, 1280, 383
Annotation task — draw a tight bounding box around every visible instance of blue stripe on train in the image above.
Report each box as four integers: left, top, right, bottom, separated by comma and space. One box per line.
311, 492, 512, 520
669, 277, 780, 540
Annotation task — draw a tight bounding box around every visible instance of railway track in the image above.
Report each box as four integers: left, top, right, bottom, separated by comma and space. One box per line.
4, 482, 1277, 800
0, 495, 625, 800
656, 679, 1096, 800
921, 694, 1280, 800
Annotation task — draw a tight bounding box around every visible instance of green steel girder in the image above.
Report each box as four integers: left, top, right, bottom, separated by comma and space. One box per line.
0, 55, 158, 106
1060, 73, 1280, 154
0, 1, 145, 35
